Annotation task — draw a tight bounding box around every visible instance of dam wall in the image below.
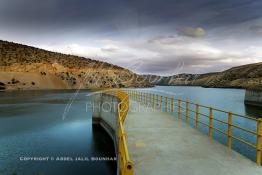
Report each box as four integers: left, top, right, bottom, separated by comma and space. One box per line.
245, 90, 262, 107
92, 92, 119, 159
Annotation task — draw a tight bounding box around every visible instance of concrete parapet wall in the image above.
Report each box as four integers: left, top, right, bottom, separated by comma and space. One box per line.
92, 93, 119, 158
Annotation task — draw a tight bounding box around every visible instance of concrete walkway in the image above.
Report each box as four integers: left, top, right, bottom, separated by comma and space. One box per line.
124, 100, 262, 175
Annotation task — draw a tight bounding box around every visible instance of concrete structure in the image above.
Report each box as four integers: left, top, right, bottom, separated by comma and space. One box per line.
92, 92, 134, 175
92, 93, 119, 158
245, 90, 262, 107
125, 100, 262, 175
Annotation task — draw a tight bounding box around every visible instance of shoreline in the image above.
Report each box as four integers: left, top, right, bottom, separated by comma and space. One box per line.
0, 84, 253, 92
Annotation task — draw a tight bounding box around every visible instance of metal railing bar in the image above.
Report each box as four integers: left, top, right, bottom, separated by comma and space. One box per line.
212, 117, 228, 125
198, 112, 210, 118
127, 90, 262, 166
231, 124, 257, 135
212, 126, 228, 136
198, 120, 209, 127
231, 135, 257, 149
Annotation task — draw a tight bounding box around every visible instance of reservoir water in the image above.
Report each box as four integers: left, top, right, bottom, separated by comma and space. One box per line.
147, 86, 262, 118
0, 90, 116, 175
1, 86, 262, 174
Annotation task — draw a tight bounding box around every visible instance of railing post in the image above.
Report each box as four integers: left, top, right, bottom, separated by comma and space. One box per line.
195, 104, 199, 129
256, 118, 262, 165
156, 94, 158, 109
148, 93, 151, 106
209, 107, 213, 139
165, 96, 168, 112
160, 96, 163, 111
186, 101, 189, 123
145, 93, 148, 106
228, 112, 232, 149
125, 162, 134, 175
178, 99, 181, 120
152, 94, 155, 108
147, 93, 149, 106
171, 98, 174, 113
151, 94, 153, 107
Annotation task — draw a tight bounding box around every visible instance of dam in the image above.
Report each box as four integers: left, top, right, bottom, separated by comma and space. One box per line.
245, 90, 262, 107
93, 90, 262, 175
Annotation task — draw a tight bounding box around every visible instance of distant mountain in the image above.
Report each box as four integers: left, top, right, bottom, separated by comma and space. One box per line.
0, 40, 150, 90
1, 40, 261, 91
143, 63, 262, 90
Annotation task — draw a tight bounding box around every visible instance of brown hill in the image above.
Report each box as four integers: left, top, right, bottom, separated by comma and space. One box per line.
143, 63, 262, 90
0, 40, 150, 90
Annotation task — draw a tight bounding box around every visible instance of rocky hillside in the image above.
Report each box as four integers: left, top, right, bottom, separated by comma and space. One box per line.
0, 40, 150, 90
143, 63, 262, 90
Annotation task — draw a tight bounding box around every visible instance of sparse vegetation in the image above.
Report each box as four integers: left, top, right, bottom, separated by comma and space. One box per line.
11, 78, 19, 84
143, 62, 262, 90
40, 71, 46, 75
0, 40, 151, 90
0, 81, 5, 90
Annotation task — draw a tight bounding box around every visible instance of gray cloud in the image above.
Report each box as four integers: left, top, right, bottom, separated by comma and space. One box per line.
0, 0, 262, 75
177, 27, 206, 38
1, 0, 262, 34
249, 25, 262, 35
133, 51, 250, 75
101, 45, 119, 53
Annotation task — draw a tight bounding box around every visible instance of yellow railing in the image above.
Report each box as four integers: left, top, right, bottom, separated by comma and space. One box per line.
126, 90, 262, 166
105, 90, 134, 175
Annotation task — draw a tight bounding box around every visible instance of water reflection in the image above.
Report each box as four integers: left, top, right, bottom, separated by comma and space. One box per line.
245, 104, 262, 119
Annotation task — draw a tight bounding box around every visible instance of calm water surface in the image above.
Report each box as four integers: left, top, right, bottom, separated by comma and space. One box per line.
0, 90, 116, 175
142, 86, 262, 117
1, 86, 262, 173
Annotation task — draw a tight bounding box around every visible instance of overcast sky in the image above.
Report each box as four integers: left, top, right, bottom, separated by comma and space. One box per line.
1, 0, 262, 75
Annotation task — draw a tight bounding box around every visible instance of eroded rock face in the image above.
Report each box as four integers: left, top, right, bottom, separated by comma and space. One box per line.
0, 40, 151, 90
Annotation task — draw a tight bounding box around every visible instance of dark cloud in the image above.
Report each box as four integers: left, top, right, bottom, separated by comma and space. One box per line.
135, 54, 245, 75
177, 27, 206, 38
0, 0, 262, 74
249, 25, 262, 35
1, 0, 262, 32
